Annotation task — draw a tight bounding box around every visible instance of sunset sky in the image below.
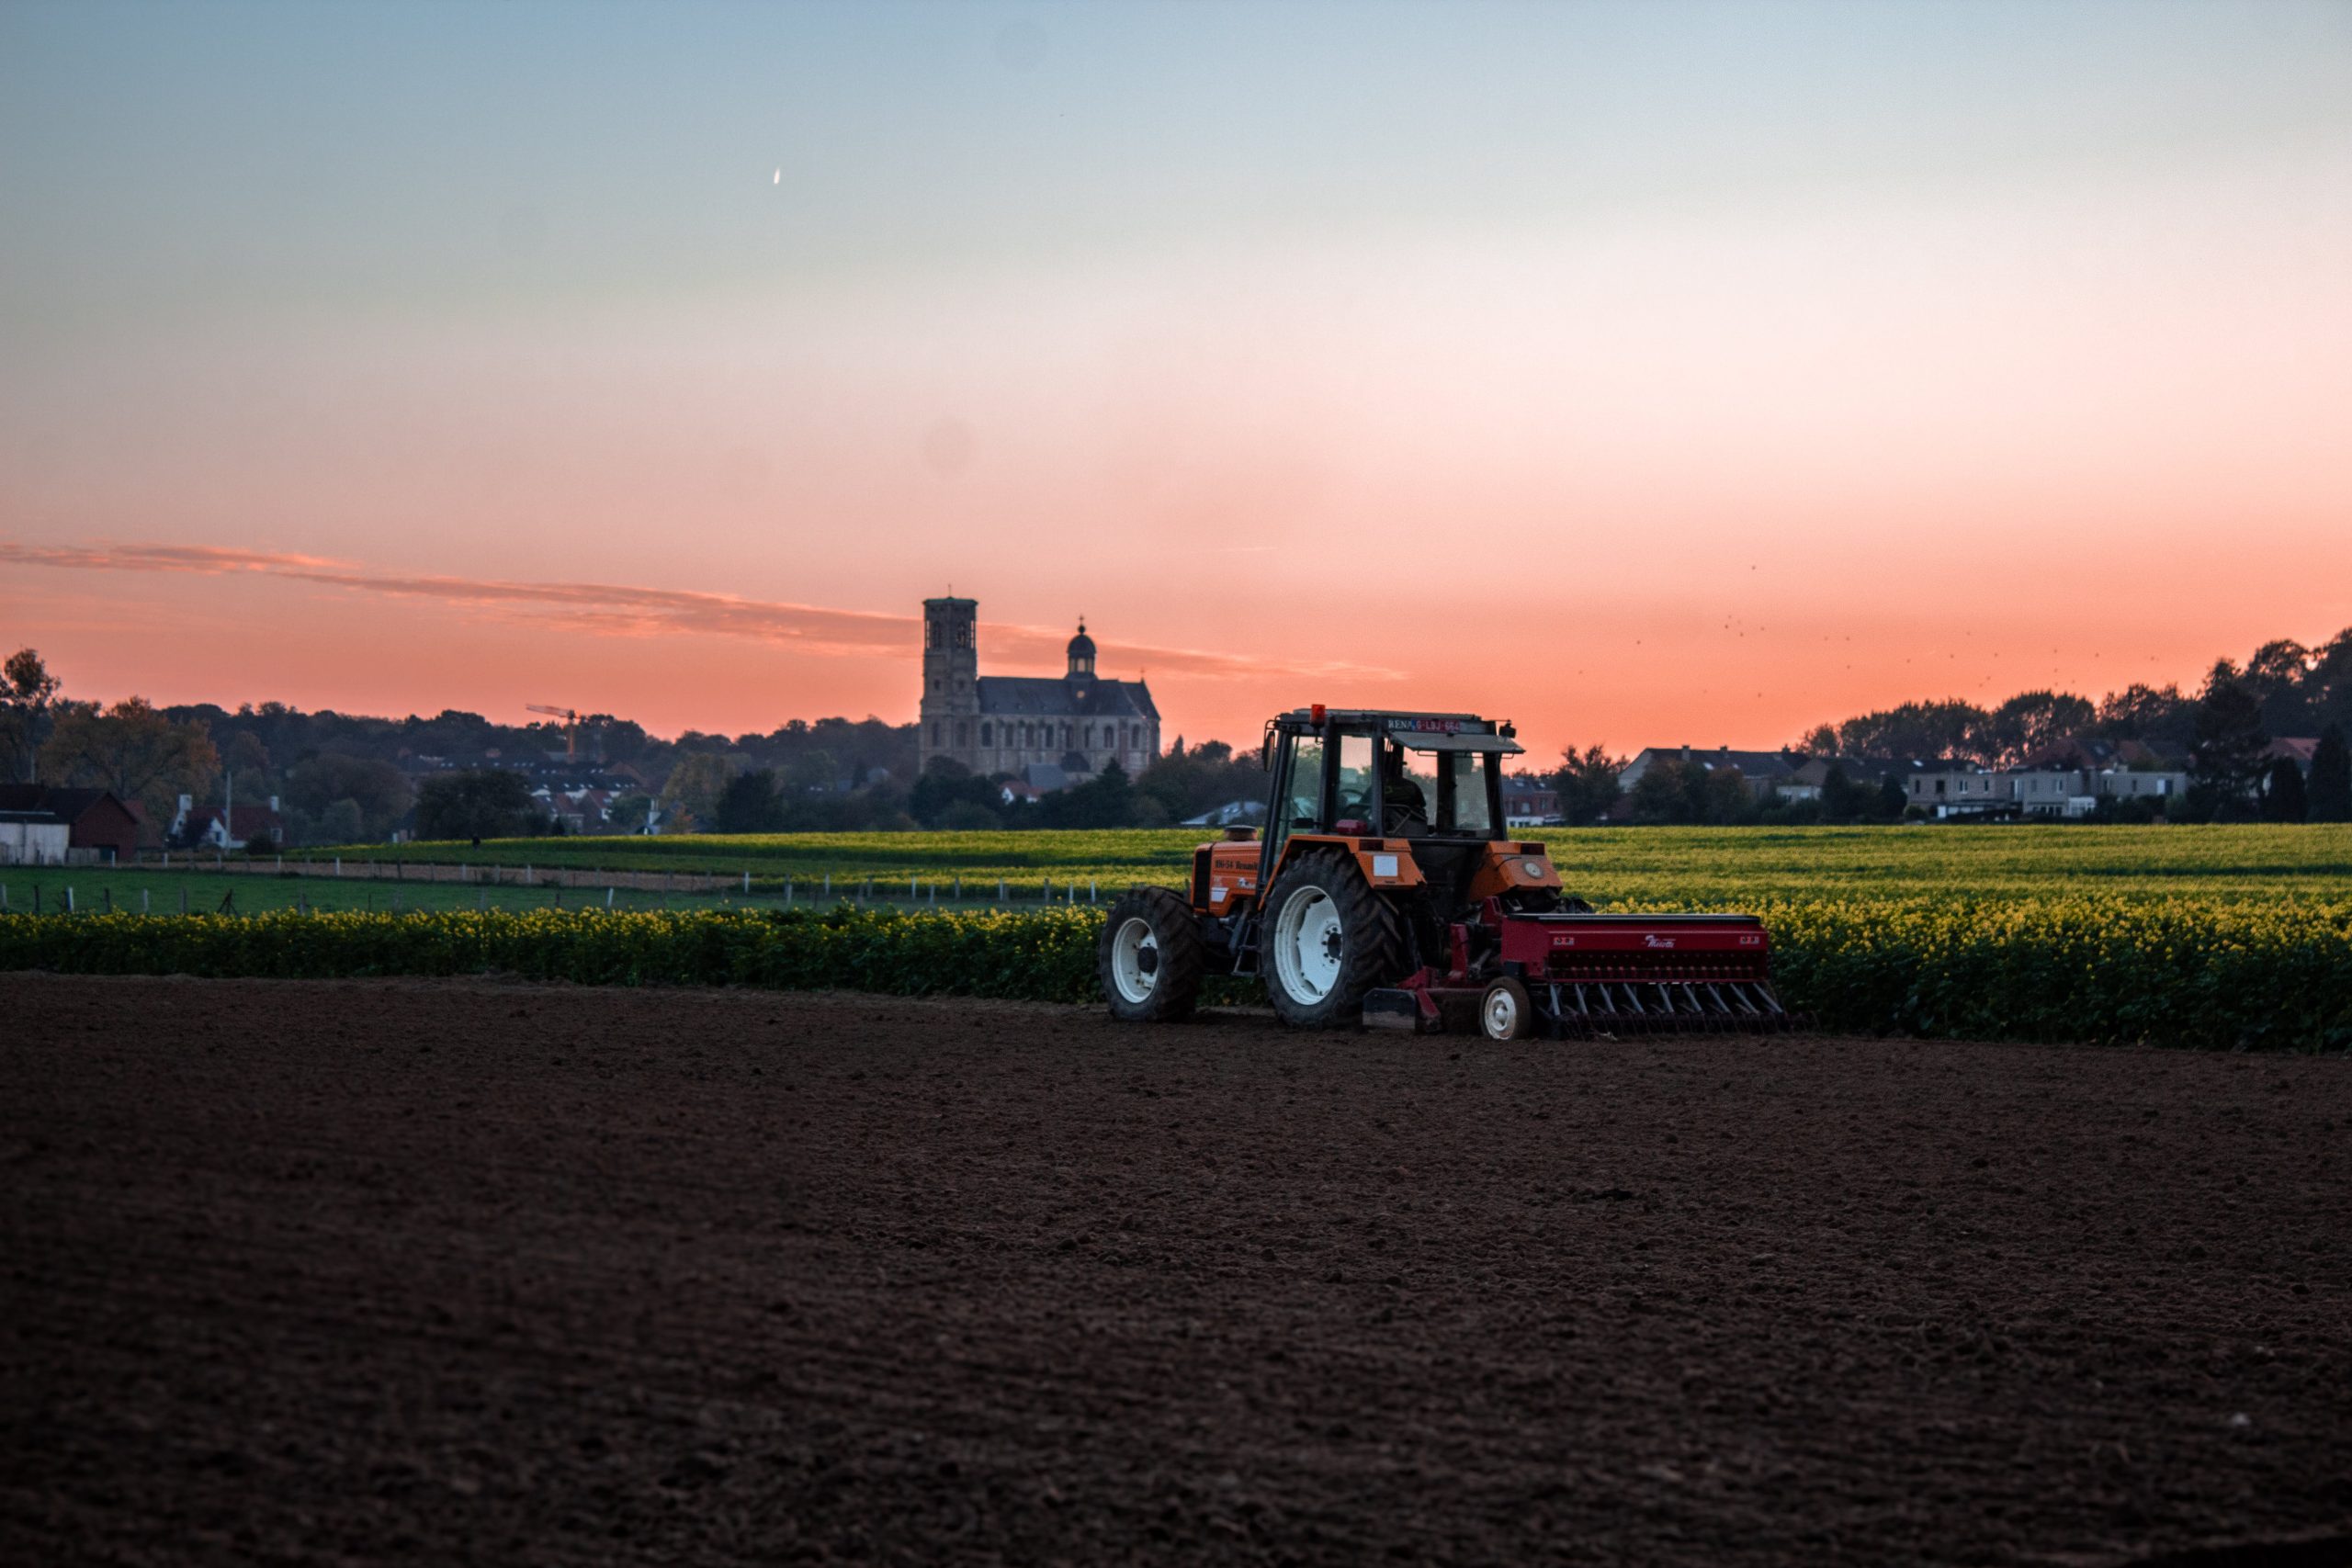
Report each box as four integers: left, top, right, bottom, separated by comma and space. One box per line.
5, 0, 2350, 758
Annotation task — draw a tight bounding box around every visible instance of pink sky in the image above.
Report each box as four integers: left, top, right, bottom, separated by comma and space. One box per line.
6, 4, 2350, 760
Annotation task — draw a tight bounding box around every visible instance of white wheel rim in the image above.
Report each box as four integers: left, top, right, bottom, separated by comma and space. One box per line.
1484, 987, 1520, 1038
1272, 886, 1344, 1004
1111, 917, 1158, 1004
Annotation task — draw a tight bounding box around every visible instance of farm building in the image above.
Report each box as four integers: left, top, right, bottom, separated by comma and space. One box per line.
0, 785, 142, 863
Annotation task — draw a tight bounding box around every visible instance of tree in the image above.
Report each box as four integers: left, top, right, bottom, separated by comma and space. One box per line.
413, 769, 537, 840
1971, 690, 2095, 768
0, 647, 63, 783
1550, 744, 1623, 824
2308, 725, 2352, 822
2260, 757, 2308, 824
1700, 765, 1753, 825
1875, 775, 1908, 820
609, 792, 657, 834
2188, 681, 2268, 821
319, 797, 366, 844
1818, 763, 1860, 821
660, 751, 741, 829
1823, 699, 1989, 764
40, 696, 220, 835
2094, 682, 2194, 747
1627, 760, 1695, 825
712, 769, 786, 833
910, 756, 1004, 828
284, 752, 413, 839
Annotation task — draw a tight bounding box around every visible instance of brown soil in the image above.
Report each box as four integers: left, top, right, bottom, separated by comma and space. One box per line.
4, 974, 2349, 1567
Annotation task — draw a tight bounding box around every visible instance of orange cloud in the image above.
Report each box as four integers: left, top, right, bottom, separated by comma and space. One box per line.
0, 540, 1396, 683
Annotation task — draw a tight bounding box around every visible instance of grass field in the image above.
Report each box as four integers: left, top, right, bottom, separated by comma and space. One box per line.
291, 823, 2352, 905
0, 866, 797, 918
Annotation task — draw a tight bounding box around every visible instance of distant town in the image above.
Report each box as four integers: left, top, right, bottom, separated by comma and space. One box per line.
2, 623, 2347, 864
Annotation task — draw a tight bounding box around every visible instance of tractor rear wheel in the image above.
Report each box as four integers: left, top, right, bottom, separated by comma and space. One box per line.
1260, 849, 1408, 1028
1099, 886, 1206, 1022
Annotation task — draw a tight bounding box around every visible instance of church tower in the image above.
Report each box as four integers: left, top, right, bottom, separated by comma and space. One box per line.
919, 596, 978, 771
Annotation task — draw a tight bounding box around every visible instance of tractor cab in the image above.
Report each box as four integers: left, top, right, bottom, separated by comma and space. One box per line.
1261, 706, 1516, 855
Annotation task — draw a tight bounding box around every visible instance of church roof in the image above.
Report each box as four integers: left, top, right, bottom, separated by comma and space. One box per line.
977, 675, 1158, 721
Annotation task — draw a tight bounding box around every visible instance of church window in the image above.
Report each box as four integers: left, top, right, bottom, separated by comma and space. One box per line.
956, 721, 969, 746
929, 721, 939, 745
980, 723, 992, 747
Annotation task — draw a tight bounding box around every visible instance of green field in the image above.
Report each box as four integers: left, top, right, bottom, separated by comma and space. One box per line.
290, 823, 2352, 905
0, 866, 786, 918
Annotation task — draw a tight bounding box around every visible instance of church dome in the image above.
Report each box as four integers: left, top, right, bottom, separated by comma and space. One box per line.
1066, 620, 1096, 677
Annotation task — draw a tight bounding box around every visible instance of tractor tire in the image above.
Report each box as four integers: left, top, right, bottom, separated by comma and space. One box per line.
1480, 976, 1534, 1040
1259, 848, 1408, 1029
1099, 886, 1206, 1022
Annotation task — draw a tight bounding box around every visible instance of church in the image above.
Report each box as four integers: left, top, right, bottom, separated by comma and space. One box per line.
918, 596, 1160, 782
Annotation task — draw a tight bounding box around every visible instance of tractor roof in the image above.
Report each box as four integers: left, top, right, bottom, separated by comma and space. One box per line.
1271, 709, 1522, 753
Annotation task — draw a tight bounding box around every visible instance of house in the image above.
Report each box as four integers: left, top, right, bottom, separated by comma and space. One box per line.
2265, 738, 2320, 773
2095, 770, 2188, 803
2007, 770, 2094, 818
172, 794, 287, 850
1905, 768, 2010, 818
1619, 746, 1805, 799
0, 786, 142, 864
1017, 761, 1070, 795
1501, 784, 1562, 826
2018, 736, 2165, 773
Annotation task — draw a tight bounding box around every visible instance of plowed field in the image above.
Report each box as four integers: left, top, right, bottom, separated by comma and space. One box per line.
5, 975, 2348, 1566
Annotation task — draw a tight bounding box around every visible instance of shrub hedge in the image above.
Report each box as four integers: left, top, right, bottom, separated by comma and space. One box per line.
3, 897, 2347, 1049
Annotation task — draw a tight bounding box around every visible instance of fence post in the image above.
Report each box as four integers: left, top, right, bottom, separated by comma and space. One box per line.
785, 878, 793, 907
65, 886, 74, 913
955, 875, 962, 900
1091, 878, 1098, 902
823, 873, 831, 899
141, 889, 149, 914
277, 854, 282, 873
103, 887, 112, 913
0, 884, 7, 910
526, 863, 532, 886
334, 856, 342, 877
179, 886, 188, 915
998, 878, 1006, 903
605, 886, 615, 909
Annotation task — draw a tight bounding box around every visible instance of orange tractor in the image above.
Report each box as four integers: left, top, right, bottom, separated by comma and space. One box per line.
1098, 706, 1797, 1039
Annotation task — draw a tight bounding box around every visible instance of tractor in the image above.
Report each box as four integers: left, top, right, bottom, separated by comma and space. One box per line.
1097, 705, 1797, 1040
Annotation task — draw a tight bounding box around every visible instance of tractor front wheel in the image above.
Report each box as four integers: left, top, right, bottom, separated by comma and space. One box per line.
1260, 849, 1407, 1028
1099, 886, 1206, 1022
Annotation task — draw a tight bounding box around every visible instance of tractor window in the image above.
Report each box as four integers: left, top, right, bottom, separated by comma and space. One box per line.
1334, 733, 1375, 823
1285, 738, 1324, 829
1446, 753, 1494, 834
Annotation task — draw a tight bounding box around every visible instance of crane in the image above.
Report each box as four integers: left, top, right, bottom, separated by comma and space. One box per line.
526, 704, 581, 761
